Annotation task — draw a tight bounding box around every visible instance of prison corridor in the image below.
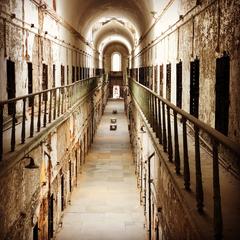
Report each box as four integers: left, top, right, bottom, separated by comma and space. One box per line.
56, 99, 146, 240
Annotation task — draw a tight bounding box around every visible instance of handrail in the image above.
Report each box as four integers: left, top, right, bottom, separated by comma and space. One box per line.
0, 76, 104, 161
130, 77, 240, 157
0, 77, 98, 105
129, 77, 240, 240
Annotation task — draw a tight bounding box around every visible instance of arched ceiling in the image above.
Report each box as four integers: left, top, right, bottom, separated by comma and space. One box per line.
59, 0, 166, 54
60, 0, 156, 36
103, 42, 129, 56
99, 37, 132, 54
94, 21, 135, 51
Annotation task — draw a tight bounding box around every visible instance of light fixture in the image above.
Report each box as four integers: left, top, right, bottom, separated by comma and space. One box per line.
11, 13, 16, 19
140, 125, 146, 133
150, 11, 157, 20
24, 157, 39, 169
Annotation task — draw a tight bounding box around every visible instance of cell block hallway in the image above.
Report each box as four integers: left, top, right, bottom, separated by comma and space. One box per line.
57, 100, 145, 240
0, 1, 240, 240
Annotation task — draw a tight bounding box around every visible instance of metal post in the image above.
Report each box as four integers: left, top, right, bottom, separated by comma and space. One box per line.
212, 140, 222, 240
21, 98, 26, 144
194, 125, 204, 213
148, 152, 155, 240
167, 106, 173, 162
182, 117, 190, 191
174, 111, 180, 174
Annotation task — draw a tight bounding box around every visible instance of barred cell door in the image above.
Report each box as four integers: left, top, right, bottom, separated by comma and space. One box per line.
7, 60, 16, 115
166, 63, 171, 101
42, 64, 48, 101
176, 61, 182, 108
159, 65, 163, 97
28, 62, 33, 107
190, 58, 200, 118
154, 65, 158, 93
215, 52, 230, 135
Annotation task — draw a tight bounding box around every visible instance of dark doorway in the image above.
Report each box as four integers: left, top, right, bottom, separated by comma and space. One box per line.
215, 52, 230, 135
42, 64, 48, 101
166, 63, 171, 101
61, 175, 64, 211
52, 64, 56, 88
154, 65, 158, 93
28, 62, 33, 107
159, 65, 163, 97
80, 67, 83, 80
72, 66, 75, 83
48, 194, 54, 239
7, 59, 16, 115
69, 161, 72, 192
190, 58, 200, 118
176, 61, 182, 108
33, 222, 39, 240
139, 67, 144, 85
67, 65, 69, 85
61, 65, 65, 94
76, 67, 79, 80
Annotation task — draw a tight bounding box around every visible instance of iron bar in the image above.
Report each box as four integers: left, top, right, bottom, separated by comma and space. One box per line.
0, 104, 3, 161
162, 102, 167, 152
30, 96, 34, 138
158, 98, 162, 144
194, 125, 204, 213
213, 140, 223, 240
174, 111, 180, 174
167, 106, 173, 162
21, 98, 26, 144
182, 117, 190, 191
11, 102, 16, 152
37, 93, 41, 132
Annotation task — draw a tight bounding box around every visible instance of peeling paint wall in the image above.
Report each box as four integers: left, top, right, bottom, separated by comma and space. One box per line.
0, 83, 108, 239
132, 0, 240, 144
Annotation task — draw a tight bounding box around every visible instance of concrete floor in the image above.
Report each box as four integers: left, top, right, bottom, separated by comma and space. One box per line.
56, 99, 146, 240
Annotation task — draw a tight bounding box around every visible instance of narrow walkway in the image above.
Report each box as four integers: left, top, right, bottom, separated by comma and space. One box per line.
57, 99, 146, 240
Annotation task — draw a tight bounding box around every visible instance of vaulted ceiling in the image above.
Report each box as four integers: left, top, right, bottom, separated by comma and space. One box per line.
58, 0, 166, 53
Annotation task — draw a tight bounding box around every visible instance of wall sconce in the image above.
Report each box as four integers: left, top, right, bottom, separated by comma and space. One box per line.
11, 13, 16, 19
150, 11, 157, 20
140, 125, 146, 133
42, 181, 47, 186
24, 157, 39, 169
44, 31, 48, 35
31, 23, 35, 28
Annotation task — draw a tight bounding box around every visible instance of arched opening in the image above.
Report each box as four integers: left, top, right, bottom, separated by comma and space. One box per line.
111, 52, 121, 71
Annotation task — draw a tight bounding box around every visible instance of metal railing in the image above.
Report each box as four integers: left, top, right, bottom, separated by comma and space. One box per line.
129, 77, 240, 239
0, 77, 101, 161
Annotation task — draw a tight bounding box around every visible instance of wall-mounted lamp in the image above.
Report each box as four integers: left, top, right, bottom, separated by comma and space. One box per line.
11, 13, 16, 19
24, 157, 39, 169
44, 31, 48, 35
140, 125, 146, 133
150, 11, 157, 20
31, 23, 35, 28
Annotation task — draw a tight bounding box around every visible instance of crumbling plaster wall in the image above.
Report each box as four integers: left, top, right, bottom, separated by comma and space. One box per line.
127, 97, 205, 240
0, 86, 107, 239
0, 0, 97, 103
133, 0, 240, 144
